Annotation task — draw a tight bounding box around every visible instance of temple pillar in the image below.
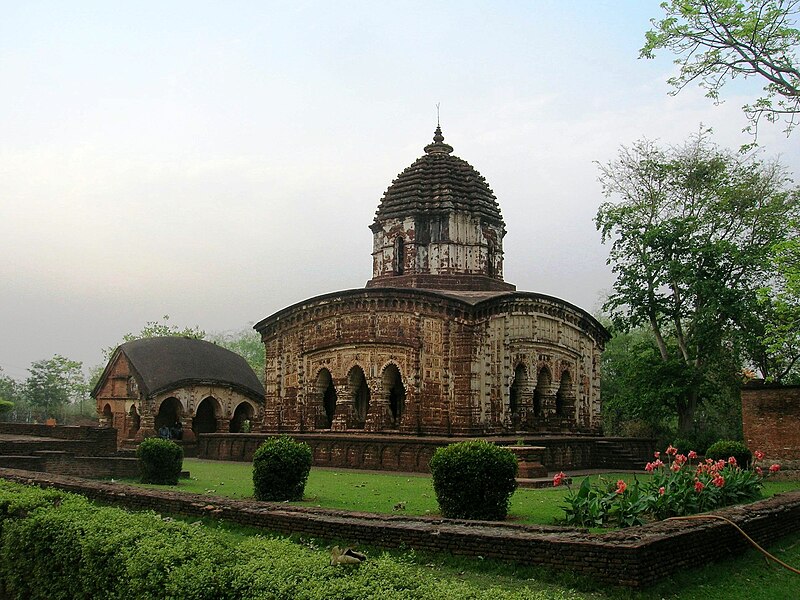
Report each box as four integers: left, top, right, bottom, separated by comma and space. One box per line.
330, 385, 354, 431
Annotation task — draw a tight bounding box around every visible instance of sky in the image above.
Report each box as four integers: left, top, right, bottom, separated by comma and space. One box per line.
1, 1, 798, 381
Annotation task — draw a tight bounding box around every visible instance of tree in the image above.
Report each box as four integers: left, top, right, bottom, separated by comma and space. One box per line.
101, 315, 206, 362
641, 0, 800, 135
747, 236, 800, 382
595, 129, 799, 435
209, 326, 265, 378
25, 355, 87, 421
92, 316, 208, 389
0, 369, 20, 420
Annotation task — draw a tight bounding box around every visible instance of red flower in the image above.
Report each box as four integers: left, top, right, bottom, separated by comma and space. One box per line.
695, 481, 705, 492
713, 475, 725, 487
652, 459, 664, 469
615, 480, 627, 494
670, 462, 681, 472
688, 450, 698, 460
659, 486, 665, 496
728, 456, 737, 466
654, 451, 661, 459
769, 464, 781, 473
756, 466, 763, 476
553, 471, 566, 487
675, 454, 687, 465
645, 462, 654, 472
716, 460, 727, 471
754, 450, 765, 461
666, 445, 678, 456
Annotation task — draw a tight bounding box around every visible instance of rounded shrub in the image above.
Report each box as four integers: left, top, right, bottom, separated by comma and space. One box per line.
705, 439, 752, 467
252, 435, 312, 501
136, 437, 183, 485
429, 440, 518, 520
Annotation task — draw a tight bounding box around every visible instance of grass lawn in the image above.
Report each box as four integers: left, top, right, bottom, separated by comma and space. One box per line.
120, 459, 800, 599
145, 458, 800, 527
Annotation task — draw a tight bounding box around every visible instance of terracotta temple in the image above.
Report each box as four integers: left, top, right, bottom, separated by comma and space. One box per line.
254, 126, 609, 436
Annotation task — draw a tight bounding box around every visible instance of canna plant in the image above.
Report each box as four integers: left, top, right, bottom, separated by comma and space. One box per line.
557, 444, 780, 528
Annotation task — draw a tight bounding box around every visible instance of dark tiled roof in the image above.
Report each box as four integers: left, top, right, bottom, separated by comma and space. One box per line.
119, 337, 264, 400
374, 127, 504, 224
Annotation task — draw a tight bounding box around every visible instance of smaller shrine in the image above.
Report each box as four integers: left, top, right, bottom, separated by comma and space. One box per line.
92, 337, 264, 446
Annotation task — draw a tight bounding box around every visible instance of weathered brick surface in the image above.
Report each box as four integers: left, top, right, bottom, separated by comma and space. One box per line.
0, 423, 117, 456
742, 384, 800, 467
0, 468, 797, 588
197, 432, 655, 472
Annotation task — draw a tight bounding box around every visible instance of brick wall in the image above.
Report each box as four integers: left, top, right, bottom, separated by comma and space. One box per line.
742, 384, 800, 468
196, 432, 654, 473
0, 467, 797, 588
0, 423, 117, 456
0, 452, 139, 479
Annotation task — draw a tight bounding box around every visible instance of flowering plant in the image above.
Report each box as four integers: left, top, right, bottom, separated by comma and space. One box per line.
558, 444, 780, 528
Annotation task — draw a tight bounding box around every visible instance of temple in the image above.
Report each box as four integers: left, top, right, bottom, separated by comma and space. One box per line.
254, 126, 609, 436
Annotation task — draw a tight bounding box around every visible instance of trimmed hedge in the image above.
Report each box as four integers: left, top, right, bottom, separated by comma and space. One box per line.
252, 435, 312, 502
429, 440, 519, 520
706, 440, 753, 468
0, 480, 573, 600
137, 437, 184, 485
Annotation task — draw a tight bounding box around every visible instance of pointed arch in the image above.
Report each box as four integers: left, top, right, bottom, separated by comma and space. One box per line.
315, 368, 337, 428
193, 396, 221, 434
509, 363, 528, 422
102, 403, 113, 428
155, 397, 182, 434
394, 236, 405, 275
230, 401, 255, 433
128, 404, 140, 434
382, 363, 406, 426
347, 365, 370, 428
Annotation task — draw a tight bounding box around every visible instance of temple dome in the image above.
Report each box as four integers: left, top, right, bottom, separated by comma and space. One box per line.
373, 126, 504, 225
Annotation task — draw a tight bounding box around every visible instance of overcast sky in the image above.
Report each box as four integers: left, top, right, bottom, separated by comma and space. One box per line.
1, 1, 798, 380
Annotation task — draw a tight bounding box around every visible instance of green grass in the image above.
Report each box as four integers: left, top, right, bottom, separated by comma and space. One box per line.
135, 459, 799, 527
115, 461, 800, 599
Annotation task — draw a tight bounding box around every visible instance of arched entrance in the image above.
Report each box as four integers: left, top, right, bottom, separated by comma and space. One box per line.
102, 403, 113, 427
316, 369, 336, 428
193, 397, 220, 435
555, 371, 573, 417
230, 401, 255, 433
382, 364, 405, 427
155, 397, 182, 437
128, 404, 140, 436
348, 366, 370, 428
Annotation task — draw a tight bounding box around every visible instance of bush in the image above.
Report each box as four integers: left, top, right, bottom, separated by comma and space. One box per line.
0, 481, 578, 599
137, 437, 183, 485
252, 436, 312, 501
429, 440, 518, 520
705, 440, 752, 468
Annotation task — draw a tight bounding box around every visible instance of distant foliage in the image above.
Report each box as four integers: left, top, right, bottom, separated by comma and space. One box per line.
252, 436, 312, 502
429, 440, 518, 520
705, 440, 753, 468
137, 438, 183, 485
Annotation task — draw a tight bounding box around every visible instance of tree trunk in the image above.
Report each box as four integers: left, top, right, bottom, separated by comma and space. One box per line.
677, 388, 698, 436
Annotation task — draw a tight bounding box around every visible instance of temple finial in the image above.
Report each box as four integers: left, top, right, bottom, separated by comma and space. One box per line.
436, 102, 440, 127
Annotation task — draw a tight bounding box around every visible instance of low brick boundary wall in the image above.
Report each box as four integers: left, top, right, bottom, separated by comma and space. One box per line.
0, 468, 797, 587
0, 423, 117, 456
197, 433, 655, 472
0, 452, 139, 479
